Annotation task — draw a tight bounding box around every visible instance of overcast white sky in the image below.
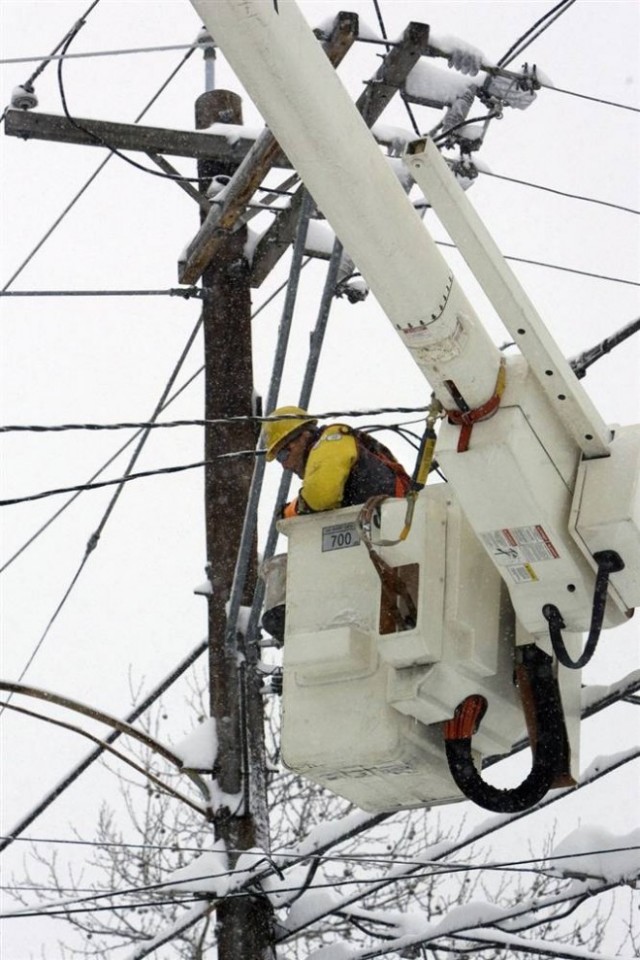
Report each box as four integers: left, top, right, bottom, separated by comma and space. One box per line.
1, 0, 639, 955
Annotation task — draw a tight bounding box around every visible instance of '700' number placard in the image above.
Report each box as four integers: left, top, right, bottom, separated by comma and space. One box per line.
321, 522, 360, 553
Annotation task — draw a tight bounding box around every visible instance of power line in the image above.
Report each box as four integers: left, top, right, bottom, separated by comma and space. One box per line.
498, 0, 577, 68
0, 406, 431, 435
570, 317, 640, 379
54, 25, 215, 187
1, 42, 197, 65
5, 232, 637, 293
0, 640, 208, 854
278, 747, 640, 942
371, 0, 421, 136
434, 239, 640, 287
480, 169, 640, 217
540, 82, 640, 113
3, 850, 634, 917
0, 262, 307, 575
0, 0, 103, 127
2, 855, 632, 923
7, 743, 630, 952
8, 720, 638, 934
0, 459, 218, 506
2, 45, 195, 292
2, 237, 637, 298
0, 835, 634, 873
0, 287, 205, 299
0, 315, 203, 718
1, 897, 207, 921
6, 6, 634, 115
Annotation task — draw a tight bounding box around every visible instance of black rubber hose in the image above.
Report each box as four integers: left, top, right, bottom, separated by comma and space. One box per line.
542, 550, 624, 670
444, 645, 570, 813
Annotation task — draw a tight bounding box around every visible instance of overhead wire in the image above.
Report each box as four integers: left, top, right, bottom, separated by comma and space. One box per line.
6, 680, 634, 927
1, 42, 198, 65
5, 289, 640, 508
0, 0, 103, 127
426, 0, 579, 165
0, 837, 640, 884
0, 700, 206, 816
2, 44, 196, 292
275, 732, 640, 942
4, 14, 636, 293
433, 239, 640, 287
0, 314, 203, 715
1, 850, 632, 925
0, 639, 209, 853
570, 316, 640, 379
0, 261, 309, 574
1, 854, 633, 921
0, 18, 212, 707
1, 897, 207, 921
370, 0, 421, 136
497, 0, 577, 68
4, 744, 631, 947
2, 234, 638, 296
56, 27, 208, 186
480, 169, 640, 217
0, 406, 433, 435
0, 258, 315, 850
3, 43, 638, 113
0, 287, 205, 299
0, 838, 635, 876
539, 83, 640, 113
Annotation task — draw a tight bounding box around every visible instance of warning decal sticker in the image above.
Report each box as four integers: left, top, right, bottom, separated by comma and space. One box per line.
480, 525, 560, 583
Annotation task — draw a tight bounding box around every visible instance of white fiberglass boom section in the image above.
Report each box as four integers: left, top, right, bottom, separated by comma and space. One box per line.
189, 0, 501, 412
403, 139, 610, 457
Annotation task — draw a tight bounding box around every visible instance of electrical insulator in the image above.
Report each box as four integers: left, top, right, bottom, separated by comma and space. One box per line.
206, 174, 231, 198
11, 85, 38, 110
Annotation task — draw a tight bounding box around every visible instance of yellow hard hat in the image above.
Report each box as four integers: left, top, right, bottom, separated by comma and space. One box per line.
263, 406, 317, 461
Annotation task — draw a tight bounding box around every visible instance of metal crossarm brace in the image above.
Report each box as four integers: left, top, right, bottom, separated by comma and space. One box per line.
178, 11, 360, 285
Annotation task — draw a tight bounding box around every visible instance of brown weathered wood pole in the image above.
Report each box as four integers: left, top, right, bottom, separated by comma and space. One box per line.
196, 88, 275, 959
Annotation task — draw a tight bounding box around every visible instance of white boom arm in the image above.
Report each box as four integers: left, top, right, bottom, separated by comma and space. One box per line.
188, 0, 639, 634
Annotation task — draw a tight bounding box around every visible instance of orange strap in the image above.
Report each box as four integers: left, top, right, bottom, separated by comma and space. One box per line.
282, 498, 298, 519
446, 358, 506, 453
394, 473, 411, 498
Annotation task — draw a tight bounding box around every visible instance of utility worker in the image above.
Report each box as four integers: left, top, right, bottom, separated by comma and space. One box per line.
263, 406, 411, 517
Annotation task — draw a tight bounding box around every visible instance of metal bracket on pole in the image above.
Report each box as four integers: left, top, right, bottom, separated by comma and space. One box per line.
403, 137, 611, 459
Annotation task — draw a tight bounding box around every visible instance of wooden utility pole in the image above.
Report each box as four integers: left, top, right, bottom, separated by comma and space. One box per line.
195, 78, 275, 956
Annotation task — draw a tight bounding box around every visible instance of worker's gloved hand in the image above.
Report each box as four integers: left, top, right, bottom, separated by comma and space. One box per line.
279, 498, 299, 519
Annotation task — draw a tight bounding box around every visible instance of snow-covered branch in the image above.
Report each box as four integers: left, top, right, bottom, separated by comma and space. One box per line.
277, 747, 640, 942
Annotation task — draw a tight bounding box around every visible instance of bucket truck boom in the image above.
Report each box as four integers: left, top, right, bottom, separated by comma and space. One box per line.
187, 0, 639, 813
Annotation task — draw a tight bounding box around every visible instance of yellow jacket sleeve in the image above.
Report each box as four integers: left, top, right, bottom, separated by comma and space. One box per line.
299, 426, 358, 512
